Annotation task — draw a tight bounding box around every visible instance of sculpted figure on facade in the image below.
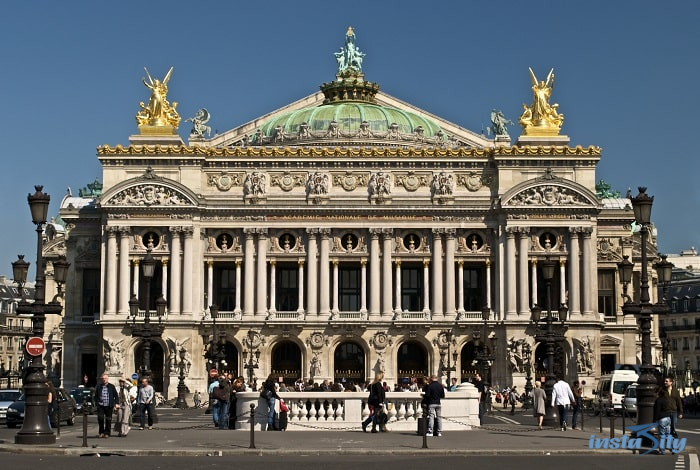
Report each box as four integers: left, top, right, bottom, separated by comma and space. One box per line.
368, 171, 391, 200
104, 338, 125, 374
431, 172, 454, 196
576, 336, 595, 375
307, 172, 330, 196
519, 67, 564, 135
310, 352, 321, 379
506, 337, 526, 373
243, 172, 267, 198
136, 67, 181, 129
185, 108, 211, 138
488, 109, 514, 137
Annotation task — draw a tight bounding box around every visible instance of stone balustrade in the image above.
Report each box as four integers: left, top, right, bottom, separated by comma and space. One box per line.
233, 382, 480, 431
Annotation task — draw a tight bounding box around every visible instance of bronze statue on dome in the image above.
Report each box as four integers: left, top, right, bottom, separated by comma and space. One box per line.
519, 67, 564, 135
136, 66, 181, 129
334, 26, 366, 74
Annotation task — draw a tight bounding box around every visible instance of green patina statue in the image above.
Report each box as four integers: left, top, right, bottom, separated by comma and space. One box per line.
335, 26, 366, 73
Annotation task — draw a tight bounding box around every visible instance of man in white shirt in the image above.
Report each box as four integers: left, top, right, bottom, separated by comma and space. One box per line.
551, 376, 576, 431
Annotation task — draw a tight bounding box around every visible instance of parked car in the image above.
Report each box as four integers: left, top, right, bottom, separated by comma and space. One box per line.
6, 387, 77, 428
595, 369, 639, 415
622, 383, 637, 416
69, 387, 96, 414
0, 389, 22, 423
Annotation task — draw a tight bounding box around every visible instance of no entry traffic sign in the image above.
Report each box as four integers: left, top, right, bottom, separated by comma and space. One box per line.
25, 337, 45, 357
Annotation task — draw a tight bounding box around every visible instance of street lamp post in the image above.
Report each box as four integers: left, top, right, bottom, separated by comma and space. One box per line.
128, 249, 166, 381
439, 330, 458, 388
620, 187, 671, 436
14, 186, 69, 445
530, 256, 568, 428
204, 305, 225, 413
242, 349, 260, 387
522, 342, 534, 410
473, 307, 496, 385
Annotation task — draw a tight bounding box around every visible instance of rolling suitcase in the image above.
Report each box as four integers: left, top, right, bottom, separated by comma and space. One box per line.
275, 411, 288, 431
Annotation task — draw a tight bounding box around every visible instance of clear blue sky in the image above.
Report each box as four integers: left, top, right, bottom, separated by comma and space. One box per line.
1, 1, 698, 278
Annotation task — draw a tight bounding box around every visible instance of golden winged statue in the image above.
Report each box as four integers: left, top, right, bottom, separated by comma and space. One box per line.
136, 66, 181, 133
519, 67, 564, 136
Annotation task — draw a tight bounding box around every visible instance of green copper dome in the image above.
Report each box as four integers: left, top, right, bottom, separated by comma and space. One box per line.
260, 102, 443, 138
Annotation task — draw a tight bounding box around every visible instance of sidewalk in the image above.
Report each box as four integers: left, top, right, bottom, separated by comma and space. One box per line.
0, 407, 693, 456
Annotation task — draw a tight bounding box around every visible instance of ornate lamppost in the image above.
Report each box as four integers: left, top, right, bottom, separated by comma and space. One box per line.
522, 342, 534, 410
242, 348, 260, 388
473, 307, 496, 384
204, 305, 225, 413
13, 186, 69, 445
127, 248, 166, 380
439, 330, 458, 388
174, 347, 189, 409
620, 187, 672, 435
530, 256, 568, 427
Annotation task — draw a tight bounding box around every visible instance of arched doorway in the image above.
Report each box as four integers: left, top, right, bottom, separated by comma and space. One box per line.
460, 342, 477, 381
534, 341, 566, 382
220, 341, 239, 377
397, 341, 428, 382
270, 341, 302, 386
334, 341, 365, 386
134, 341, 165, 392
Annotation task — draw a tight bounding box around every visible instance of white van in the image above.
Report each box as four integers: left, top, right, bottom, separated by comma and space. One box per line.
595, 370, 639, 415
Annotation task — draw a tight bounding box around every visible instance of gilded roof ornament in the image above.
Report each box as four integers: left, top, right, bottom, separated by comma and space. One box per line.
136, 67, 181, 135
519, 67, 564, 136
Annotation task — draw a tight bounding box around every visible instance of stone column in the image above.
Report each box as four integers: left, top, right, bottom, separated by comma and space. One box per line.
105, 226, 118, 315
256, 228, 268, 317
161, 259, 168, 302
531, 259, 538, 307
559, 259, 567, 307
518, 228, 530, 316
423, 259, 431, 316
369, 229, 381, 316
332, 259, 340, 315
581, 228, 593, 316
132, 259, 140, 299
169, 227, 182, 315
381, 229, 393, 316
568, 228, 581, 317
431, 228, 444, 316
182, 227, 194, 315
243, 228, 256, 318
319, 228, 331, 316
505, 227, 517, 319
394, 259, 402, 314
297, 259, 305, 316
360, 258, 367, 316
306, 229, 319, 315
118, 227, 131, 315
234, 259, 242, 315
207, 260, 214, 308
485, 259, 492, 310
444, 229, 456, 317
269, 259, 277, 315
456, 259, 465, 316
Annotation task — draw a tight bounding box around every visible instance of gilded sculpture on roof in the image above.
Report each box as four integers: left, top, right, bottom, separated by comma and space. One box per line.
519, 67, 564, 136
136, 67, 181, 133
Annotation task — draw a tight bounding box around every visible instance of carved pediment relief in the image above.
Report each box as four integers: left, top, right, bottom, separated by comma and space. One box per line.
506, 184, 588, 207
105, 183, 194, 207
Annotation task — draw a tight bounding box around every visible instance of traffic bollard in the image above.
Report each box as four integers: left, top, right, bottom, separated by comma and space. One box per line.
249, 404, 256, 449
421, 405, 428, 449
609, 415, 616, 439
82, 406, 89, 447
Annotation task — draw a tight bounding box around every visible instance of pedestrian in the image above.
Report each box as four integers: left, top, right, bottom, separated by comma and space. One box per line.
532, 380, 546, 429
509, 386, 519, 415
211, 374, 231, 430
571, 380, 583, 430
136, 377, 155, 430
208, 374, 220, 427
94, 373, 119, 438
424, 374, 445, 437
654, 388, 674, 455
473, 373, 485, 424
193, 390, 201, 409
261, 374, 281, 431
361, 371, 386, 433
116, 378, 132, 437
659, 376, 683, 438
46, 380, 56, 430
551, 376, 575, 431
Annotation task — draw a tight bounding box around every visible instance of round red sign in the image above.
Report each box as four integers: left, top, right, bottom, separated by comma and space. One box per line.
26, 337, 45, 357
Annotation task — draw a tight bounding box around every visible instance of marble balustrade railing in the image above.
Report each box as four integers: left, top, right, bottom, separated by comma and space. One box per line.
233, 382, 480, 431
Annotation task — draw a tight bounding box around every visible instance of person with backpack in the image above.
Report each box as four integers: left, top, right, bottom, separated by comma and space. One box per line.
361, 371, 385, 433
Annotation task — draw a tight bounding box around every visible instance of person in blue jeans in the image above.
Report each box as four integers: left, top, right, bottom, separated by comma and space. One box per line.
424, 374, 445, 437
261, 374, 281, 430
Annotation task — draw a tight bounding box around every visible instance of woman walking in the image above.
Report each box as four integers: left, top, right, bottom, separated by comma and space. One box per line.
361, 371, 386, 433
532, 381, 546, 430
